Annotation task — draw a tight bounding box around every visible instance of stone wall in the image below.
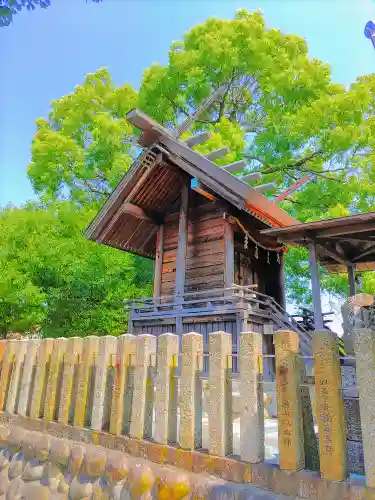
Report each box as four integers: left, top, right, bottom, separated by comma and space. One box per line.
0, 330, 373, 499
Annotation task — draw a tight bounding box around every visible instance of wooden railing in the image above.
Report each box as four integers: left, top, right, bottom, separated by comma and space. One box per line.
124, 284, 312, 349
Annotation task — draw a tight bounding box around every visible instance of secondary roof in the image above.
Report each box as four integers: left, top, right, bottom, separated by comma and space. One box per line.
262, 212, 375, 272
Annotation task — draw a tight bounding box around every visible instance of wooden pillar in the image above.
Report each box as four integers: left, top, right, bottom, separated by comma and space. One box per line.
308, 241, 323, 330
153, 224, 164, 300
347, 264, 356, 297
279, 252, 286, 309
175, 181, 189, 301
224, 219, 234, 290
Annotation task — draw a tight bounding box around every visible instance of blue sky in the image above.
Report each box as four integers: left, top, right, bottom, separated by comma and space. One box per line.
1, 0, 375, 207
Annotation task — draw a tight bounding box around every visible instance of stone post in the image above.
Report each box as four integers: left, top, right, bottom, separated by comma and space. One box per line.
109, 334, 136, 436
208, 331, 232, 456
6, 340, 28, 413
353, 328, 375, 487
74, 336, 99, 428
313, 330, 347, 481
91, 336, 118, 432
18, 339, 40, 416
44, 338, 68, 422
129, 334, 157, 440
240, 331, 264, 463
154, 333, 179, 444
275, 330, 305, 471
58, 337, 83, 425
0, 341, 15, 411
179, 332, 203, 450
29, 339, 54, 419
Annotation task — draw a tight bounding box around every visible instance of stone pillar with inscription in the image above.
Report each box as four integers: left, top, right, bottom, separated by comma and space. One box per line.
44, 338, 68, 422
354, 328, 375, 487
208, 331, 233, 457
129, 334, 157, 440
313, 330, 347, 481
154, 333, 179, 444
58, 337, 83, 425
275, 330, 305, 471
29, 338, 54, 419
91, 336, 117, 432
239, 331, 264, 463
6, 340, 28, 414
109, 334, 136, 436
179, 332, 203, 450
18, 339, 40, 416
74, 336, 99, 428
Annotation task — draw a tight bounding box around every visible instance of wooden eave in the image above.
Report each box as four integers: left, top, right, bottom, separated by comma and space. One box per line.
85, 109, 300, 258
261, 212, 375, 272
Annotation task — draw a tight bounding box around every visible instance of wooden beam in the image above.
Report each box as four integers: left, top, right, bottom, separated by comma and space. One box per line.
329, 236, 375, 244
224, 220, 235, 289
318, 221, 375, 238
279, 252, 286, 309
240, 172, 262, 184
347, 265, 356, 297
352, 243, 375, 262
253, 182, 276, 192
316, 242, 350, 266
184, 131, 211, 147
122, 202, 156, 223
205, 147, 229, 161
153, 225, 164, 299
308, 241, 324, 330
175, 181, 189, 299
222, 160, 247, 173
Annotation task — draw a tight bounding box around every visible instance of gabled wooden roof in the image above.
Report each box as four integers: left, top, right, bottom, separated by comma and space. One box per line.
85, 110, 299, 258
262, 212, 375, 272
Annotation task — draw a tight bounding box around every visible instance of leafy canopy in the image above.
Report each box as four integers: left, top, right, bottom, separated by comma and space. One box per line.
17, 8, 375, 337
0, 202, 153, 337
0, 0, 102, 28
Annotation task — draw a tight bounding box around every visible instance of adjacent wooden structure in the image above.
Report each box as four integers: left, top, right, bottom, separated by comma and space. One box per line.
262, 212, 375, 330
86, 110, 313, 373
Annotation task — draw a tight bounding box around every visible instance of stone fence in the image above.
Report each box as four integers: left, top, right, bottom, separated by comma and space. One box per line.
0, 330, 374, 499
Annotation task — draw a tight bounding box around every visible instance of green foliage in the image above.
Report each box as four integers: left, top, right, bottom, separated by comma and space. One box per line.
0, 203, 153, 337
138, 9, 375, 303
19, 8, 375, 331
28, 68, 137, 207
0, 1, 102, 28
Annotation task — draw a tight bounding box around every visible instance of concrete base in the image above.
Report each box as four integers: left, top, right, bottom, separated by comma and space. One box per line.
0, 413, 373, 499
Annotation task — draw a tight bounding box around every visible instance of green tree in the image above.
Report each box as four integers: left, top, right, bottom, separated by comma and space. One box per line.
28, 9, 375, 307
28, 68, 137, 207
138, 9, 375, 304
0, 1, 102, 28
0, 203, 153, 337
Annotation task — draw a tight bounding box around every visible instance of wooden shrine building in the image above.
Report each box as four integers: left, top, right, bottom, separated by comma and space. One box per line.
85, 110, 313, 372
